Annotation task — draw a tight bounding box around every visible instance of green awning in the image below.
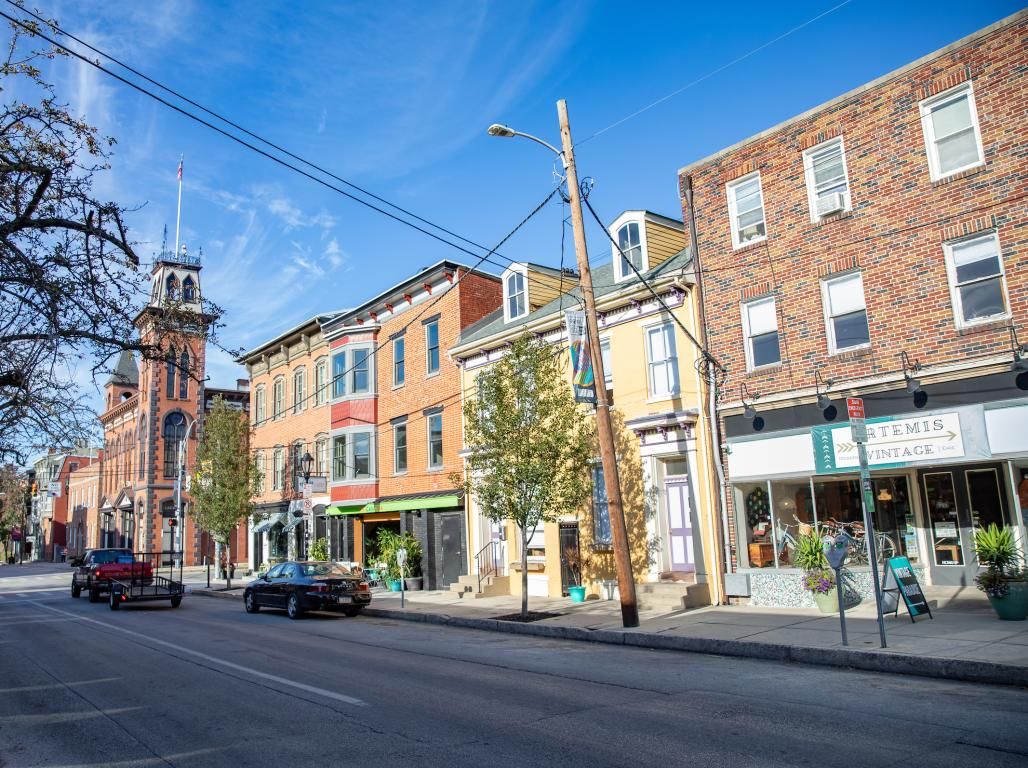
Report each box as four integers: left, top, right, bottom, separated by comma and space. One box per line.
374, 494, 461, 513
325, 504, 371, 517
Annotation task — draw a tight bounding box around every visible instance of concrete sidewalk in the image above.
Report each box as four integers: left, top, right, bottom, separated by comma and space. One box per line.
192, 582, 1028, 687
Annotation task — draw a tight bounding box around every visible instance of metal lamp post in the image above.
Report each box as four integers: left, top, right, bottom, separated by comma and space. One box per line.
174, 416, 199, 569
298, 451, 313, 558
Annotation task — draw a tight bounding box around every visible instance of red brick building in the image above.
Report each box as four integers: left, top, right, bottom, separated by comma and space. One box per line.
91, 245, 248, 567
320, 261, 501, 589
677, 11, 1028, 604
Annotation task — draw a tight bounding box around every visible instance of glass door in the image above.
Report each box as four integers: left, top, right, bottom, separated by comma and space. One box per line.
919, 465, 1011, 587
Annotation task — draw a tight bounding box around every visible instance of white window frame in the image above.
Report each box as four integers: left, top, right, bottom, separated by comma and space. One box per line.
272, 447, 284, 490
330, 427, 376, 483
272, 377, 285, 419
331, 350, 347, 400
393, 336, 405, 387
393, 421, 408, 475
292, 367, 306, 414
802, 137, 851, 222
503, 266, 529, 322
821, 271, 870, 354
919, 82, 985, 182
425, 321, 440, 376
254, 451, 265, 495
591, 464, 611, 546
726, 172, 767, 250
426, 412, 444, 470
599, 337, 613, 389
943, 232, 1009, 329
741, 296, 781, 371
314, 358, 328, 406
314, 435, 329, 478
254, 385, 266, 424
614, 220, 647, 282
332, 344, 374, 401
644, 322, 680, 399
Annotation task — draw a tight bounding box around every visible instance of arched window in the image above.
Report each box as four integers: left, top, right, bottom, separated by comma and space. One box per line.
166, 347, 177, 398
138, 414, 147, 479
163, 412, 187, 479
505, 270, 526, 320
179, 350, 190, 400
166, 273, 179, 300
182, 276, 196, 303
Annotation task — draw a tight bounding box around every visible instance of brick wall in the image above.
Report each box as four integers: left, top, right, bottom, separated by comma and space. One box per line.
679, 16, 1026, 394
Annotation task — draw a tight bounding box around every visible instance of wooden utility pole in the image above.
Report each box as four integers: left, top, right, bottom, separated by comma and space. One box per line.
557, 99, 639, 627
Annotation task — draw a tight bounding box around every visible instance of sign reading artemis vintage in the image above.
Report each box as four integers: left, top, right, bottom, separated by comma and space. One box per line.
813, 411, 979, 474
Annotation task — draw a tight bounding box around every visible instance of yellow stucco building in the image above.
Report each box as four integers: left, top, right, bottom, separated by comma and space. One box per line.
450, 211, 721, 610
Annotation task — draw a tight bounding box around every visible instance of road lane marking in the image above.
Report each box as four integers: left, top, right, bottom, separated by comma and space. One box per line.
33, 602, 367, 707
0, 677, 121, 694
2, 706, 142, 725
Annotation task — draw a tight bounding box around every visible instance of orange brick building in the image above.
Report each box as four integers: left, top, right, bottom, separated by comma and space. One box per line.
241, 313, 340, 569
319, 261, 501, 589
676, 11, 1028, 603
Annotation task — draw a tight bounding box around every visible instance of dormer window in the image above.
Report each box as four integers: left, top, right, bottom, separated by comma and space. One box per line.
182, 276, 196, 303
504, 268, 527, 322
616, 222, 643, 280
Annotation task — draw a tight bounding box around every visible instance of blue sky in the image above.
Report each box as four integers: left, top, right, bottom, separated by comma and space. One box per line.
33, 0, 1024, 391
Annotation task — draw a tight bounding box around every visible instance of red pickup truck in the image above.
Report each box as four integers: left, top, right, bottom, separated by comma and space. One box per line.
71, 549, 153, 602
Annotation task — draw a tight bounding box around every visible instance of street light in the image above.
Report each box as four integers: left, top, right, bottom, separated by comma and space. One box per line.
299, 451, 313, 483
487, 103, 640, 627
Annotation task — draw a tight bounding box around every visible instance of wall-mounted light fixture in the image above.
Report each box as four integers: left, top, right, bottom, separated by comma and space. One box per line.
1010, 327, 1028, 391
813, 370, 837, 421
740, 383, 764, 431
899, 351, 927, 409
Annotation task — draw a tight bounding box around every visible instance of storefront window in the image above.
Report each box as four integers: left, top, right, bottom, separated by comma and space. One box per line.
814, 476, 917, 564
734, 482, 773, 568
771, 480, 814, 567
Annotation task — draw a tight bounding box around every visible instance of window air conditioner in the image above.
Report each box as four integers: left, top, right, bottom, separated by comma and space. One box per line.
816, 192, 846, 217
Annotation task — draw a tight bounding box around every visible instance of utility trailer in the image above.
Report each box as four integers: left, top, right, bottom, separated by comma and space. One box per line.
109, 551, 185, 610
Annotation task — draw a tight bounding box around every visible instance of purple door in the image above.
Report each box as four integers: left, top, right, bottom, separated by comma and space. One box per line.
665, 479, 694, 572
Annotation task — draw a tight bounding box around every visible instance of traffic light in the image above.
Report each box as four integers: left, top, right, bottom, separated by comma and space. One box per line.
168, 518, 178, 528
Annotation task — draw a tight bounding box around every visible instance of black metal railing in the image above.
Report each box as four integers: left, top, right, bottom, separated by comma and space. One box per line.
475, 540, 502, 593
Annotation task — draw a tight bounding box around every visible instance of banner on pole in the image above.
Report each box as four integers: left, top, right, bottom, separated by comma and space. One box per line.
565, 310, 596, 405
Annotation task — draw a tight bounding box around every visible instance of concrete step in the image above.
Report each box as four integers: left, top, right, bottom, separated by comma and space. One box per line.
637, 579, 710, 612
449, 574, 510, 599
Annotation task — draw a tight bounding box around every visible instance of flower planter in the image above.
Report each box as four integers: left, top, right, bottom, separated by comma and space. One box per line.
987, 581, 1028, 621
387, 579, 402, 592
568, 585, 586, 603
404, 577, 423, 591
812, 588, 839, 614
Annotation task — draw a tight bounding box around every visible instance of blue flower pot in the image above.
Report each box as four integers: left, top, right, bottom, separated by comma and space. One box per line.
568, 585, 586, 603
388, 579, 402, 592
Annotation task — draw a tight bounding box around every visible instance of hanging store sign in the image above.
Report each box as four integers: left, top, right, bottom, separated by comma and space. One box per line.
813, 411, 975, 474
565, 310, 596, 405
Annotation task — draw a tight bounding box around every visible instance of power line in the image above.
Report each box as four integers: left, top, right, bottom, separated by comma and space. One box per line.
1, 3, 574, 301
576, 0, 854, 145
246, 187, 561, 428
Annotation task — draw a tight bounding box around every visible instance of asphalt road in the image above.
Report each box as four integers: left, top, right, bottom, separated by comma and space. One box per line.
1, 564, 1027, 768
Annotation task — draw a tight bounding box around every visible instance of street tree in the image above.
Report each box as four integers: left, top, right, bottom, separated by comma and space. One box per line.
0, 9, 224, 462
456, 335, 593, 618
189, 397, 259, 589
0, 464, 26, 562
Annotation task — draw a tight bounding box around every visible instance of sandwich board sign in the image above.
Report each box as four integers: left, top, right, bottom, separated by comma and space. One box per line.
882, 556, 932, 622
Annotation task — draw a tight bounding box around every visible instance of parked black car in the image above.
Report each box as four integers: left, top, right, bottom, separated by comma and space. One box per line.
244, 561, 371, 619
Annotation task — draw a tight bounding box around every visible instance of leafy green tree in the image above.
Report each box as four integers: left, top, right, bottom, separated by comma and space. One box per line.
190, 397, 259, 588
457, 335, 592, 618
0, 464, 25, 562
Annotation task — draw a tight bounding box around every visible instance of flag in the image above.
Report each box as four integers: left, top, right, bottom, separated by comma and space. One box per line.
177, 157, 183, 181
565, 310, 596, 405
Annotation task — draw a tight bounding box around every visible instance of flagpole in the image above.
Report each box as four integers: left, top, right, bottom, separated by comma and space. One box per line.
174, 155, 183, 256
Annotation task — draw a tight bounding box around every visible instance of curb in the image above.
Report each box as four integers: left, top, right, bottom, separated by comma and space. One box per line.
191, 588, 243, 600
190, 591, 1026, 687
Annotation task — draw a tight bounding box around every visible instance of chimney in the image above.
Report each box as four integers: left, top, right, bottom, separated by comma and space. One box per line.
236, 378, 250, 391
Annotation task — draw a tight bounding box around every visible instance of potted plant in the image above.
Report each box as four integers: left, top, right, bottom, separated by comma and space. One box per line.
398, 532, 424, 591
309, 537, 329, 562
563, 545, 587, 603
795, 528, 837, 613
974, 524, 1027, 621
